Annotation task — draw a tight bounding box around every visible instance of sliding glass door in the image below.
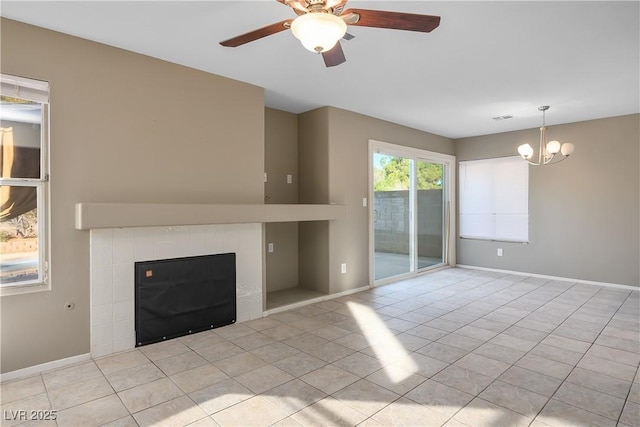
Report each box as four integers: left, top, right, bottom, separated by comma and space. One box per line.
373, 153, 412, 279
416, 160, 445, 270
370, 141, 455, 284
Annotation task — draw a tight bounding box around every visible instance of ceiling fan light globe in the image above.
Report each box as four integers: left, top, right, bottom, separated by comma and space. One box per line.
291, 12, 347, 53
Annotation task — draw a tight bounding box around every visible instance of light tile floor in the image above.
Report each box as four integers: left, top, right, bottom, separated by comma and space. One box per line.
2, 268, 639, 427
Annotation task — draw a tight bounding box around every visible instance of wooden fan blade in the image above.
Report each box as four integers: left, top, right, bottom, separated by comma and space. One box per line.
220, 19, 293, 47
342, 8, 440, 33
322, 42, 346, 67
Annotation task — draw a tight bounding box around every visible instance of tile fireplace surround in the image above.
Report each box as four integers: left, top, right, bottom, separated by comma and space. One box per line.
90, 224, 263, 358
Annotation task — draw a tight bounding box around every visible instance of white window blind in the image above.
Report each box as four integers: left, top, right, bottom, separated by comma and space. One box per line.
459, 156, 529, 242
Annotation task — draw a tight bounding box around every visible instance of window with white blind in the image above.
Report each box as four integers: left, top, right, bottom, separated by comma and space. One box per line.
1, 74, 49, 290
459, 156, 528, 243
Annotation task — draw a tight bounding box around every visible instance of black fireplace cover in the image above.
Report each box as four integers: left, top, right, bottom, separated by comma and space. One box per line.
135, 253, 236, 346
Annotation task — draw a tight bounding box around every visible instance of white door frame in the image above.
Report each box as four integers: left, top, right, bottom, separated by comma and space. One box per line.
368, 139, 456, 286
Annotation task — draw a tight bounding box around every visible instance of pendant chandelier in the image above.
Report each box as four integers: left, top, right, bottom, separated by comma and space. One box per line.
517, 106, 575, 165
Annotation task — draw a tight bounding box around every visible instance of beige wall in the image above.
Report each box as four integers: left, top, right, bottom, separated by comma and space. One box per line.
264, 108, 299, 293
0, 19, 265, 373
264, 108, 298, 205
298, 107, 455, 294
456, 114, 640, 287
297, 108, 330, 293
298, 108, 330, 204
327, 107, 455, 293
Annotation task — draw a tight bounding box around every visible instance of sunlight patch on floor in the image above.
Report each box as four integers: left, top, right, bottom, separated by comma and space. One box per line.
346, 301, 417, 383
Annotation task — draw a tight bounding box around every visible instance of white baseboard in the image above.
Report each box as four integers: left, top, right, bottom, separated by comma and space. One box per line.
1, 353, 91, 383
456, 264, 639, 292
264, 285, 371, 316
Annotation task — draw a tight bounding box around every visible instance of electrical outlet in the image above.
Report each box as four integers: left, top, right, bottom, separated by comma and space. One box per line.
362, 197, 367, 207
341, 263, 347, 274
497, 248, 503, 257
268, 243, 274, 253
287, 174, 293, 184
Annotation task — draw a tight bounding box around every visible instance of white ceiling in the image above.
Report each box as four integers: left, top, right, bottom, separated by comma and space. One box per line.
2, 1, 639, 138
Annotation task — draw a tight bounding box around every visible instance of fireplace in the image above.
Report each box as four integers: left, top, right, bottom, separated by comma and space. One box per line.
135, 253, 237, 346
90, 223, 263, 358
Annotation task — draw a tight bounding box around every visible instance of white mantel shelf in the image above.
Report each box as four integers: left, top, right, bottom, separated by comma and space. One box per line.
75, 203, 346, 230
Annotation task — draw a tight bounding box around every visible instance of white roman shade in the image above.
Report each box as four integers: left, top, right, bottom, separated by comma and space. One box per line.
459, 156, 529, 242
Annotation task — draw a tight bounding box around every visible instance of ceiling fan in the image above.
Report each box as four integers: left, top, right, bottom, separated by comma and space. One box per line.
220, 0, 441, 67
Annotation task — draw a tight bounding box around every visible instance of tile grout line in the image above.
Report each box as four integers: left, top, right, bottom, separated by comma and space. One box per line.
316, 271, 554, 425
613, 291, 640, 427
422, 274, 565, 425
529, 285, 635, 425
411, 274, 626, 424
6, 268, 637, 427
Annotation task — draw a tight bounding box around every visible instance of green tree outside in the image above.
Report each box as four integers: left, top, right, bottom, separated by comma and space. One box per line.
374, 156, 443, 191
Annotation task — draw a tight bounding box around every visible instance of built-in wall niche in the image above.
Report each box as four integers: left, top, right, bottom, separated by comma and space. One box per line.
265, 221, 330, 310
265, 222, 299, 294
263, 107, 336, 310
262, 217, 341, 310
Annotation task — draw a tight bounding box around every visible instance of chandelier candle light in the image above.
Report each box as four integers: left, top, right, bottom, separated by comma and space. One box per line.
517, 106, 575, 165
